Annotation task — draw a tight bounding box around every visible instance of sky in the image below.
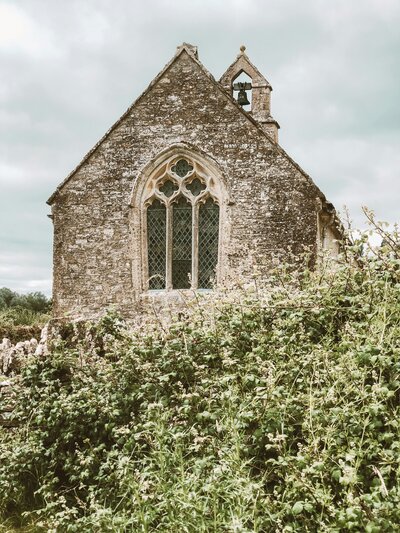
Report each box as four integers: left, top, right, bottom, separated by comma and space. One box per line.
0, 0, 399, 295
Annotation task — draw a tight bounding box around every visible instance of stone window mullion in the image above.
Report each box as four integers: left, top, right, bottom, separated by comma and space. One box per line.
192, 202, 199, 289
166, 203, 173, 290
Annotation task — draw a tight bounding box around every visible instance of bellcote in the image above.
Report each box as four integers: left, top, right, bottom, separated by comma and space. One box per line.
219, 46, 280, 143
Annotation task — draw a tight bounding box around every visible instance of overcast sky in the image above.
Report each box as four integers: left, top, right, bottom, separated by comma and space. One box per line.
1, 0, 399, 295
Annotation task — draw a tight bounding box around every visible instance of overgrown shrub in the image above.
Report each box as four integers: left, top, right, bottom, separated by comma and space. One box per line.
0, 217, 399, 531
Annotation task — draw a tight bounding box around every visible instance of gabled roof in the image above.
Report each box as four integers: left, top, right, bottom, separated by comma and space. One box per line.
47, 43, 328, 207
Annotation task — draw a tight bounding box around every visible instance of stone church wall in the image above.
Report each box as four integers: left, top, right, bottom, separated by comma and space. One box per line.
50, 50, 324, 320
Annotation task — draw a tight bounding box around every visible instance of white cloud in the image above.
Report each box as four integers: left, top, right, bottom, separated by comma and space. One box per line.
0, 3, 32, 46
0, 251, 51, 295
0, 2, 61, 59
284, 135, 400, 227
0, 162, 31, 187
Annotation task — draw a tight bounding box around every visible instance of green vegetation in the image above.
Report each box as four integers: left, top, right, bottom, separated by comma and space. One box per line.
0, 288, 51, 342
1, 217, 399, 531
0, 288, 51, 314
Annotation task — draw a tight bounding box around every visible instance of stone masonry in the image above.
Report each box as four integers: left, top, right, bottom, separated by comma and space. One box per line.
47, 43, 341, 320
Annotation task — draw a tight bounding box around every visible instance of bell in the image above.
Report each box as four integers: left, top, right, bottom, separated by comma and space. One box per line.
237, 88, 250, 107
233, 81, 252, 107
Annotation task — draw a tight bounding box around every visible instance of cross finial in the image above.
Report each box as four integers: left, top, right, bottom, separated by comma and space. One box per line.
240, 45, 246, 54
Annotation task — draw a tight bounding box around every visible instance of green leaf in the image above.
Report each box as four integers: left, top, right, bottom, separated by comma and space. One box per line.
292, 501, 304, 515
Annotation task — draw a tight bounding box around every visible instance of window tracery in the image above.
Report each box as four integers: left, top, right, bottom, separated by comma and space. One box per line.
144, 157, 220, 291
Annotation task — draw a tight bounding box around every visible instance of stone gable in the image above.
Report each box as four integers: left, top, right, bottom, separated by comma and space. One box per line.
48, 44, 341, 320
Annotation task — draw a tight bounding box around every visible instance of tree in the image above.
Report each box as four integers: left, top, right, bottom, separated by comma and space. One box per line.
0, 287, 51, 313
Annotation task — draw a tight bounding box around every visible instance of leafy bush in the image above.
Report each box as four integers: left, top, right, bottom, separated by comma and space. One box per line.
0, 289, 51, 342
0, 288, 51, 314
0, 218, 399, 531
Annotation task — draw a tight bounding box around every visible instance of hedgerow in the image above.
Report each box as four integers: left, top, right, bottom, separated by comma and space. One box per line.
0, 215, 399, 532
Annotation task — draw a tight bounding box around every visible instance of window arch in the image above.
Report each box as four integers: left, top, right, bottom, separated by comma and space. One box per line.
143, 156, 221, 291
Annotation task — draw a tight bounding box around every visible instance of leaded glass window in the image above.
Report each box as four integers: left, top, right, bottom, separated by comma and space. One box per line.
172, 197, 192, 289
171, 159, 193, 178
187, 178, 206, 197
198, 199, 220, 289
147, 200, 166, 290
144, 157, 221, 291
159, 180, 178, 197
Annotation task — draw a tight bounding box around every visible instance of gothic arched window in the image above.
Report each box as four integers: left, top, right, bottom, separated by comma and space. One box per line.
144, 157, 220, 291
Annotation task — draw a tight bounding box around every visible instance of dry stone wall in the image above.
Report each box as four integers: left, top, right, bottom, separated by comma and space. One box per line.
0, 328, 48, 427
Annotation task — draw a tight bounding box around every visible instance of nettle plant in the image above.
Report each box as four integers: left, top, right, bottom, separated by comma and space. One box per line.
0, 211, 399, 532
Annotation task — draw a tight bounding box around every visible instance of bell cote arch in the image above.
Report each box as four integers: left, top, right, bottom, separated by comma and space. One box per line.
219, 46, 280, 142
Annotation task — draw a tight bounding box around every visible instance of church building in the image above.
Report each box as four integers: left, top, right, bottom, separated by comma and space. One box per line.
47, 43, 341, 320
